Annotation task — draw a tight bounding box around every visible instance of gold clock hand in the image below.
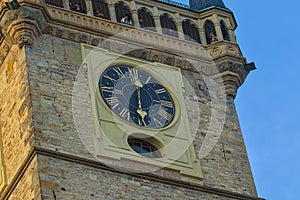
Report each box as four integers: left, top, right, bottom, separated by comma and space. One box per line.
137, 108, 147, 127
135, 79, 143, 88
137, 86, 142, 109
136, 86, 147, 126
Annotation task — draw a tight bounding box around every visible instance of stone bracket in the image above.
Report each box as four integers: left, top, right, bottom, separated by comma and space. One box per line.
213, 61, 251, 98
7, 18, 42, 48
0, 6, 46, 49
206, 41, 245, 62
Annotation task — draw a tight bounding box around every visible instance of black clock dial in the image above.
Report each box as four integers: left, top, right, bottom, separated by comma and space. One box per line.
99, 65, 176, 129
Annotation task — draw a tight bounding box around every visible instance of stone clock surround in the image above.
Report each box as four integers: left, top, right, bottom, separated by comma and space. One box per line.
80, 45, 202, 182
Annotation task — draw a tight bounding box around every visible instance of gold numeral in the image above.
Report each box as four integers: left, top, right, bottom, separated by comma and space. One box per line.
158, 109, 172, 121
153, 117, 163, 126
138, 118, 147, 127
101, 86, 114, 93
103, 74, 117, 83
105, 96, 119, 106
160, 100, 173, 108
145, 76, 151, 84
120, 108, 130, 120
113, 67, 125, 78
155, 88, 166, 94
102, 86, 122, 96
129, 68, 139, 81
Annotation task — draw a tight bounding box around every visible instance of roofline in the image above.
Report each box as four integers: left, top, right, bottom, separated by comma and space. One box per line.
198, 6, 238, 30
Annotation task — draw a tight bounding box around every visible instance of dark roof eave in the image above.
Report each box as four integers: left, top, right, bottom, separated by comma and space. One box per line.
198, 5, 231, 12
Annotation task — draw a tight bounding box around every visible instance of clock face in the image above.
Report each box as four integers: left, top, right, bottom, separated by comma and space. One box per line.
99, 65, 176, 129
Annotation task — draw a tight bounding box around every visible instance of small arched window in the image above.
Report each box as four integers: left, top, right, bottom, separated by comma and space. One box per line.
115, 1, 133, 25
128, 138, 161, 158
69, 0, 87, 14
138, 7, 156, 31
204, 20, 217, 44
160, 13, 178, 38
220, 20, 230, 41
92, 0, 110, 19
45, 0, 63, 7
182, 19, 201, 44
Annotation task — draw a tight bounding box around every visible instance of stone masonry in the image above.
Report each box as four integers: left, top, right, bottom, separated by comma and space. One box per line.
0, 1, 262, 199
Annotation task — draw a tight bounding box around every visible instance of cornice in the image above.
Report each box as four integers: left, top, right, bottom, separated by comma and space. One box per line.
1, 146, 265, 200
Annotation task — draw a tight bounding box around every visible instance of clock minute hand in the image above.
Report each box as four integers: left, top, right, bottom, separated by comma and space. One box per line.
132, 76, 144, 109
137, 86, 142, 109
136, 84, 147, 125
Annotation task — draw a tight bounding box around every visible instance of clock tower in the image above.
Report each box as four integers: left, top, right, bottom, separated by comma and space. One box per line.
0, 0, 262, 199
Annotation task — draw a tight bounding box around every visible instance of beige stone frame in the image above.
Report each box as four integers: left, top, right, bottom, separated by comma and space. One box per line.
82, 44, 203, 182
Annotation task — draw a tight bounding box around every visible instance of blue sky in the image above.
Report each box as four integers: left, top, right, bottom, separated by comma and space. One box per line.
175, 0, 300, 199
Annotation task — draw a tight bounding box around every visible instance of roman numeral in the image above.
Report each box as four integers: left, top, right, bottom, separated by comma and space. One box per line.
158, 109, 172, 121
145, 76, 151, 84
119, 108, 130, 120
103, 74, 117, 83
153, 117, 163, 126
155, 88, 166, 94
153, 100, 160, 103
105, 96, 119, 107
159, 100, 173, 108
113, 67, 125, 78
128, 68, 139, 81
101, 86, 114, 93
101, 86, 122, 95
138, 118, 147, 127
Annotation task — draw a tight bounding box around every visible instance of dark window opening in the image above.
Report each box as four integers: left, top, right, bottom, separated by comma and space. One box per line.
220, 20, 230, 41
204, 20, 217, 44
128, 138, 161, 158
160, 13, 178, 38
182, 20, 201, 44
138, 7, 156, 32
69, 0, 87, 14
115, 2, 133, 25
45, 0, 63, 7
92, 0, 110, 19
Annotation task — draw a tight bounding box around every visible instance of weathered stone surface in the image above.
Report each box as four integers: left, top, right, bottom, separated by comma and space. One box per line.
0, 1, 260, 199
8, 156, 41, 200
0, 45, 36, 199
22, 34, 256, 198
37, 154, 250, 200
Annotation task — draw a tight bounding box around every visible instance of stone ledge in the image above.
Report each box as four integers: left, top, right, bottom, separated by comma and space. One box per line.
33, 147, 264, 200
44, 4, 208, 58
1, 146, 264, 199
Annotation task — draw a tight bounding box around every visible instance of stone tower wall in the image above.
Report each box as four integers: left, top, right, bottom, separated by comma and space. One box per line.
0, 45, 41, 199
25, 33, 258, 198
0, 1, 261, 199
